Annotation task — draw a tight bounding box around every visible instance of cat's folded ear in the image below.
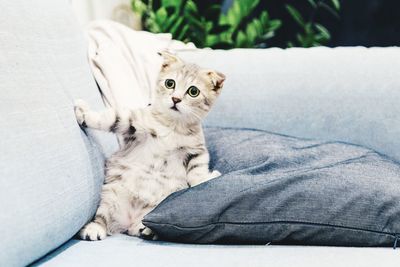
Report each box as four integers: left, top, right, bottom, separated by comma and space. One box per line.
207, 70, 226, 91
158, 51, 182, 71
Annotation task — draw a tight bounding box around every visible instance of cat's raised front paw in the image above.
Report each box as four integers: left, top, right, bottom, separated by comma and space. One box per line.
79, 222, 107, 241
74, 99, 89, 126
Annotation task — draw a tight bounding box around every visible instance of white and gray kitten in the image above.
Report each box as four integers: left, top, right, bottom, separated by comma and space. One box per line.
74, 52, 225, 241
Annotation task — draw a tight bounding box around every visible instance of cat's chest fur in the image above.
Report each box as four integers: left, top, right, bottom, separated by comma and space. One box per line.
106, 113, 204, 193
126, 123, 198, 168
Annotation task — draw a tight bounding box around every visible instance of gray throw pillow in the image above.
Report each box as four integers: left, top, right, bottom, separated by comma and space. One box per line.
143, 127, 400, 247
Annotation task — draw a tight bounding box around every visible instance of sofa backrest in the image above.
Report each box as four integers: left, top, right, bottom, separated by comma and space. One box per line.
179, 48, 400, 163
0, 1, 118, 266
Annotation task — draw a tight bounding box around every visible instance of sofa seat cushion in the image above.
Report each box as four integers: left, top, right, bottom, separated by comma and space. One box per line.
143, 127, 400, 246
33, 234, 400, 267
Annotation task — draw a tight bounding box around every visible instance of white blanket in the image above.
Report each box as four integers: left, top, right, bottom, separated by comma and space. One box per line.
87, 20, 196, 110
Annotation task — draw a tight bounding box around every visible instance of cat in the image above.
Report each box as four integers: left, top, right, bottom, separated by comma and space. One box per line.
74, 51, 225, 241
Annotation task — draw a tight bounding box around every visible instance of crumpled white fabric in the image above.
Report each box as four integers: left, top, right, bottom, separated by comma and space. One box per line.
87, 20, 196, 110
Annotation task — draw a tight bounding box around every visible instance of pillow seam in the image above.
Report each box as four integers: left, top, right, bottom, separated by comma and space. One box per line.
142, 220, 398, 237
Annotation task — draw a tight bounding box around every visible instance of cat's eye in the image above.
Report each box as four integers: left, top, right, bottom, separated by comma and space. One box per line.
165, 79, 175, 89
187, 86, 200, 97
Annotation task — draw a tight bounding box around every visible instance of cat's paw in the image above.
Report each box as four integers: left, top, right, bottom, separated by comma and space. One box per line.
189, 170, 222, 187
210, 170, 221, 179
127, 223, 158, 240
74, 99, 89, 126
139, 227, 158, 241
79, 222, 107, 241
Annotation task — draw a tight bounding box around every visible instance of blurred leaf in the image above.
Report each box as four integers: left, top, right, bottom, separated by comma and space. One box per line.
185, 0, 198, 13
155, 7, 167, 25
262, 31, 275, 40
161, 0, 182, 8
304, 23, 313, 34
331, 0, 340, 10
319, 2, 340, 19
286, 4, 305, 27
251, 19, 263, 36
222, 0, 259, 28
236, 30, 247, 47
205, 21, 213, 33
259, 10, 269, 25
312, 41, 322, 47
268, 19, 282, 31
169, 16, 184, 35
177, 24, 190, 40
307, 0, 317, 8
205, 34, 219, 47
186, 15, 203, 29
133, 0, 339, 49
315, 23, 331, 39
164, 13, 179, 30
246, 23, 258, 43
315, 34, 328, 43
297, 33, 305, 46
132, 0, 147, 14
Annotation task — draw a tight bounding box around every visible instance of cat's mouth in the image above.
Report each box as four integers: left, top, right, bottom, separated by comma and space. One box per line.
170, 105, 179, 112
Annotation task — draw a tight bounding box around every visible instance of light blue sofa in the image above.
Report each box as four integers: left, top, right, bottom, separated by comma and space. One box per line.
1, 1, 400, 267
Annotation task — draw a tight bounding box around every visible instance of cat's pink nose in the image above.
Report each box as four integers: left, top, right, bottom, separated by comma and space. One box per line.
172, 97, 182, 104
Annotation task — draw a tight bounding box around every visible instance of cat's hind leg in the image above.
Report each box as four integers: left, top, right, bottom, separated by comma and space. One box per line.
140, 226, 158, 240
79, 184, 121, 241
127, 221, 145, 237
127, 221, 158, 240
79, 202, 113, 241
79, 215, 108, 241
126, 203, 158, 240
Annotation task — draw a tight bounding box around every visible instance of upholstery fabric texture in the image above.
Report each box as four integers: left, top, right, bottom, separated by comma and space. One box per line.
143, 127, 400, 246
33, 234, 400, 267
0, 1, 118, 266
178, 48, 400, 163
2, 0, 400, 264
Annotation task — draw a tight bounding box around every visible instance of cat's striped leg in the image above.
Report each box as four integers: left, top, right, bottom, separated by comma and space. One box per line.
185, 151, 221, 187
79, 184, 119, 241
187, 167, 221, 187
79, 200, 114, 241
79, 214, 108, 241
126, 205, 157, 240
140, 226, 158, 240
127, 221, 157, 240
79, 203, 111, 241
74, 99, 134, 134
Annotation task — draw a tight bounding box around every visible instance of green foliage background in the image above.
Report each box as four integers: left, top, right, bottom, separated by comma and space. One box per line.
132, 0, 340, 48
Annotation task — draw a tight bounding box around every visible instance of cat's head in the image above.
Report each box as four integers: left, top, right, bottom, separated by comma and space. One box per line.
153, 51, 225, 124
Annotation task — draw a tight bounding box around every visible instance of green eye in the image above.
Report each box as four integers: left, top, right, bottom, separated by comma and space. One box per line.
165, 79, 175, 89
187, 86, 200, 97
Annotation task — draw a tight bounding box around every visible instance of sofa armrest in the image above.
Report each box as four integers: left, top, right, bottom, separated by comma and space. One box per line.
178, 47, 400, 162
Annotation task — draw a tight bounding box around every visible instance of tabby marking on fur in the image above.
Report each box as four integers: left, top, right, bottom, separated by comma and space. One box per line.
75, 52, 225, 241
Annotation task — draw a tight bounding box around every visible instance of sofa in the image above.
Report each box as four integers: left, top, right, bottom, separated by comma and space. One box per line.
1, 0, 400, 266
